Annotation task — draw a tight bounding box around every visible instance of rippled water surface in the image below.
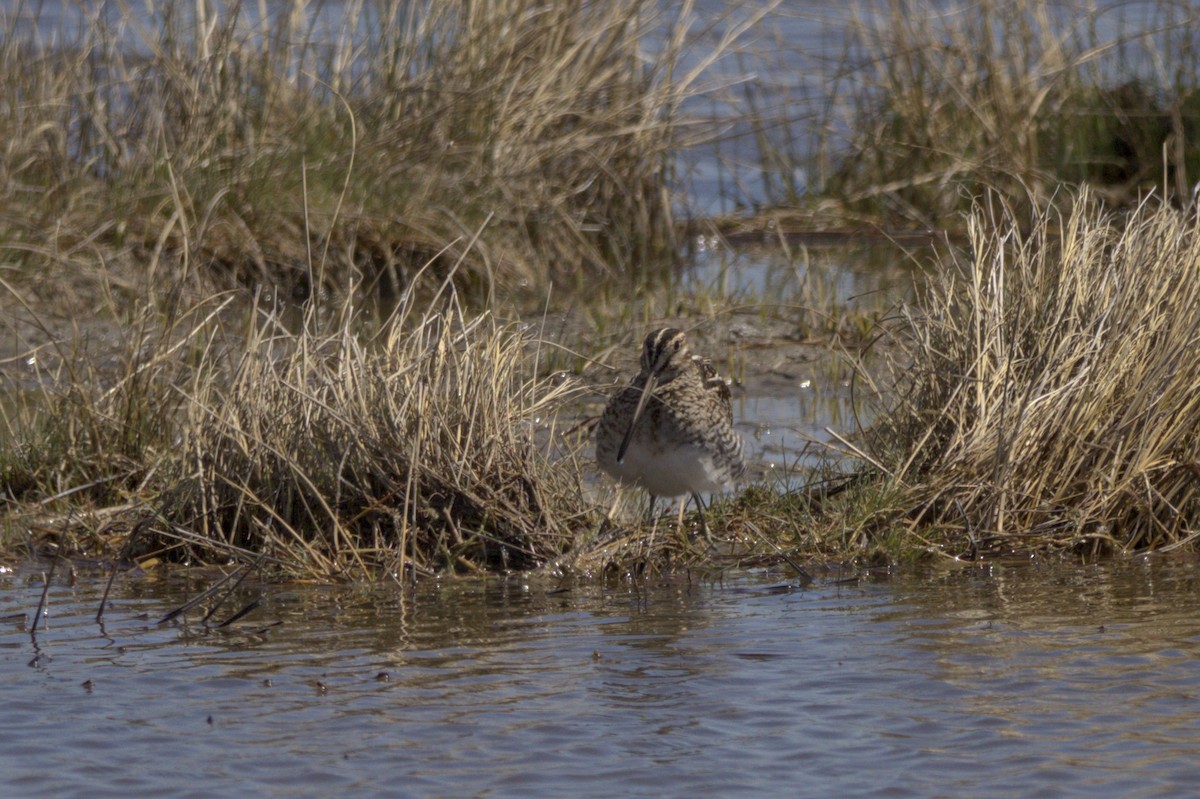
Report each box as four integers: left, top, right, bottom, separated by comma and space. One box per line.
4, 559, 1200, 798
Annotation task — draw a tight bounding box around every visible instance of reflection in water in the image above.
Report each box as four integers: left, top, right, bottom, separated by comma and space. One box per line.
2, 560, 1200, 797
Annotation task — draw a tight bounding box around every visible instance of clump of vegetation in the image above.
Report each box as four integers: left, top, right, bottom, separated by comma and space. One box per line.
867, 191, 1200, 556
13, 190, 1200, 574
0, 277, 601, 577
0, 0, 699, 305
0, 298, 225, 511
162, 291, 589, 578
823, 0, 1200, 226
702, 191, 1200, 564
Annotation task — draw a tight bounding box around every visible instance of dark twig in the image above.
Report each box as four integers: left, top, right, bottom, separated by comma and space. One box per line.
217, 599, 261, 628
97, 519, 148, 622
741, 523, 813, 586
157, 562, 251, 625
201, 555, 264, 625
30, 558, 58, 635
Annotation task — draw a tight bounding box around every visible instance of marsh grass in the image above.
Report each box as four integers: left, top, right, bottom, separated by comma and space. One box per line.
0, 0, 817, 579
0, 0, 747, 576
161, 291, 590, 578
0, 271, 610, 577
0, 294, 228, 511
700, 190, 1200, 564
14, 1, 1200, 578
15, 191, 1200, 574
865, 191, 1200, 556
820, 0, 1200, 225
0, 0, 716, 304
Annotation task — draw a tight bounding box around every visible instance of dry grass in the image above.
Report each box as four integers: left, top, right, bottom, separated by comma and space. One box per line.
1, 270, 604, 577
0, 0, 715, 306
821, 0, 1200, 225
0, 274, 772, 579
0, 293, 222, 511
698, 189, 1200, 564
0, 0, 792, 579
14, 189, 1200, 574
13, 1, 1200, 578
161, 290, 590, 578
867, 190, 1200, 556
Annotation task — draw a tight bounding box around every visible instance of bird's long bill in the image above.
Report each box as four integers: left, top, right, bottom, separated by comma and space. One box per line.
616, 372, 658, 464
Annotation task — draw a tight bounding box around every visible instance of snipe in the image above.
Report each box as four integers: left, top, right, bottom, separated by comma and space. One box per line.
595, 328, 745, 536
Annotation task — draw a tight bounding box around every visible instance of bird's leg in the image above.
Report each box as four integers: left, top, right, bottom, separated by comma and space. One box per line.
644, 493, 658, 526
644, 493, 661, 551
690, 491, 714, 544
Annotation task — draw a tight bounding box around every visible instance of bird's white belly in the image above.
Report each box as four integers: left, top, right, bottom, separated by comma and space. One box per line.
604, 439, 728, 497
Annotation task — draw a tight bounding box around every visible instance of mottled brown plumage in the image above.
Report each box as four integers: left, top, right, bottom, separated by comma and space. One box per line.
595, 328, 745, 535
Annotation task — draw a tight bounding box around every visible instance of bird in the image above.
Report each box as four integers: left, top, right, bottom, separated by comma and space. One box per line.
595, 327, 745, 537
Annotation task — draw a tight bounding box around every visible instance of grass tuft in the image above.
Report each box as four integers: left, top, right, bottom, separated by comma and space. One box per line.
870, 190, 1200, 556
159, 287, 595, 577
823, 0, 1200, 225
0, 0, 698, 304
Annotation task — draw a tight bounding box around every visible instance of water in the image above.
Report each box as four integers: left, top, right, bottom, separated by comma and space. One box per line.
4, 559, 1200, 797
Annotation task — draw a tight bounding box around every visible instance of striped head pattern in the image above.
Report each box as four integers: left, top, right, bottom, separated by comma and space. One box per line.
618, 328, 694, 463
639, 328, 692, 382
